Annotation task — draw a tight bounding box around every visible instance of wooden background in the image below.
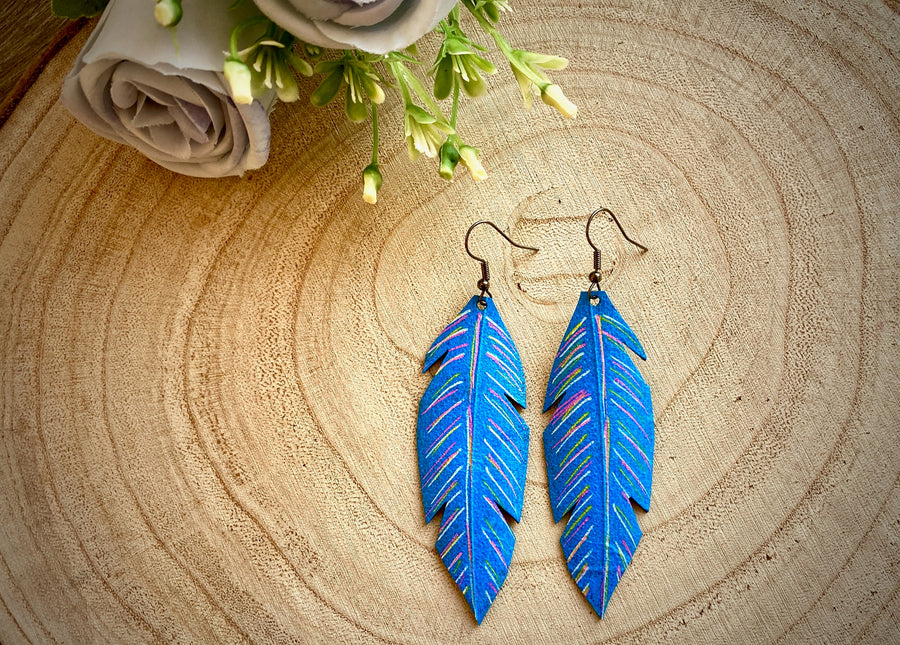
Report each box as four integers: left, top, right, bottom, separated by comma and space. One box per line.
1, 1, 898, 643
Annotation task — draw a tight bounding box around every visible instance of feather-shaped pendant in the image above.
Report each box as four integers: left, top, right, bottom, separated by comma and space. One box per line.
417, 296, 530, 623
543, 290, 654, 617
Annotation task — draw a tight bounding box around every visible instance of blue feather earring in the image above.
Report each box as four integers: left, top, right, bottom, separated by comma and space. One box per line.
417, 221, 537, 623
543, 208, 654, 618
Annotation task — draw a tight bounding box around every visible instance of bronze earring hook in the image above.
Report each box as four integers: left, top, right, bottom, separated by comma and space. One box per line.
586, 208, 648, 299
465, 221, 539, 306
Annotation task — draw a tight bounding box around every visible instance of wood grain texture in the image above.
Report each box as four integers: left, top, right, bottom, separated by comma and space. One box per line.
1, 1, 898, 643
0, 3, 67, 102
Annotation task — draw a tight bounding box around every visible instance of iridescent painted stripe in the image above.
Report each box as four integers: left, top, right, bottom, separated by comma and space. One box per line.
618, 455, 648, 496
484, 466, 515, 509
486, 332, 518, 366
550, 389, 590, 438
610, 354, 641, 381
428, 324, 469, 355
567, 525, 593, 562
438, 507, 463, 541
421, 378, 462, 414
616, 432, 650, 467
441, 533, 463, 557
425, 399, 463, 434
426, 419, 461, 457
548, 367, 587, 402
488, 419, 522, 461
469, 311, 482, 391
428, 478, 462, 515
434, 352, 465, 377
482, 527, 508, 567
611, 397, 649, 441
615, 422, 648, 465
556, 438, 594, 478
485, 388, 519, 431
597, 312, 611, 612
486, 317, 513, 343
486, 351, 521, 385
561, 318, 587, 347
551, 411, 590, 453
612, 377, 647, 413
563, 503, 593, 543
601, 329, 629, 351
554, 342, 587, 378
486, 450, 515, 492
612, 502, 637, 547
558, 461, 591, 503
600, 314, 639, 348
424, 447, 460, 488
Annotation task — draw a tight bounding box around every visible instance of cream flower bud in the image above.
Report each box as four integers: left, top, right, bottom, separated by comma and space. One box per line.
540, 84, 577, 119
224, 59, 254, 105
458, 145, 486, 181
363, 164, 383, 204
154, 0, 182, 27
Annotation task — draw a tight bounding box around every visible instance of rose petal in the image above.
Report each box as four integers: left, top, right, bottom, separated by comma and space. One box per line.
254, 0, 456, 53
285, 0, 349, 21
333, 0, 405, 28
251, 0, 347, 49
61, 0, 275, 178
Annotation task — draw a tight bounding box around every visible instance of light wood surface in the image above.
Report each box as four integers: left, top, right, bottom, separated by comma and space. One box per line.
1, 1, 899, 643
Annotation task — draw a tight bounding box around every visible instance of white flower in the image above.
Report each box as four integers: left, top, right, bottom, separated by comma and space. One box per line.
61, 0, 274, 178
540, 83, 577, 119
403, 104, 453, 160
458, 145, 486, 181
362, 164, 383, 204
253, 0, 458, 54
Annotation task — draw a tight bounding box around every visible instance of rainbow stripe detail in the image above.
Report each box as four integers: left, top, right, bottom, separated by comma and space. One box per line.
417, 296, 529, 623
543, 291, 654, 617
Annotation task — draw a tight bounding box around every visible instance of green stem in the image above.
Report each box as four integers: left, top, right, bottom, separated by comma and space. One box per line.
449, 83, 462, 146
229, 16, 272, 59
371, 103, 379, 165
462, 1, 548, 88
388, 61, 413, 104
462, 1, 511, 54
390, 61, 448, 122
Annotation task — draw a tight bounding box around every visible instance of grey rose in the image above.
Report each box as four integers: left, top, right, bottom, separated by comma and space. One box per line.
61, 0, 274, 178
253, 0, 458, 54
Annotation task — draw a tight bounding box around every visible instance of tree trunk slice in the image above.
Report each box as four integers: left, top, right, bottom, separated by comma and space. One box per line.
1, 2, 898, 643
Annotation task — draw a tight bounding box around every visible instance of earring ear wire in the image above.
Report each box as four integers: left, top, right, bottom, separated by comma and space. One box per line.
585, 207, 648, 299
464, 220, 538, 306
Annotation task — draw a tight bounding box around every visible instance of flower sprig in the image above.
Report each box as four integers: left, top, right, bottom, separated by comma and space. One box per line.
310, 52, 387, 122
222, 1, 575, 203
225, 17, 313, 104
462, 0, 576, 118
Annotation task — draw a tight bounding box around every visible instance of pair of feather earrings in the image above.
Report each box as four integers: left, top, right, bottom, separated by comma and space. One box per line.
417, 209, 654, 623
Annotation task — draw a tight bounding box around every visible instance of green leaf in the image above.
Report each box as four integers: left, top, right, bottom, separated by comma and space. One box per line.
51, 0, 109, 18
286, 51, 313, 77
345, 86, 368, 123
310, 69, 344, 107
405, 104, 436, 125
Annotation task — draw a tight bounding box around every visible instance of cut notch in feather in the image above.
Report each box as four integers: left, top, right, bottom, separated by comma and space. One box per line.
417, 295, 529, 623
543, 290, 654, 617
